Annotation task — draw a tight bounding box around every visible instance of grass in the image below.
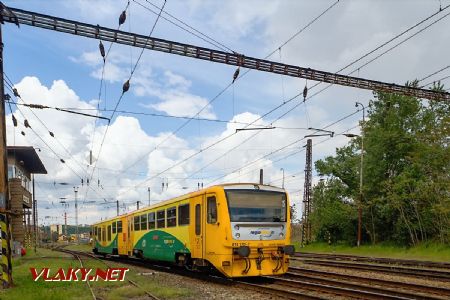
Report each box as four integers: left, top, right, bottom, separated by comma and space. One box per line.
0, 247, 192, 300
64, 243, 93, 252
294, 241, 450, 262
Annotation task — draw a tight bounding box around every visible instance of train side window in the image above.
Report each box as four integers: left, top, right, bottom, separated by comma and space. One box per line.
195, 204, 201, 235
167, 207, 176, 227
102, 228, 106, 242
134, 216, 140, 231
207, 196, 217, 224
178, 204, 189, 226
141, 214, 148, 230
148, 212, 155, 229
107, 225, 112, 241
112, 222, 117, 234
157, 210, 165, 228
93, 227, 97, 237
117, 221, 122, 233
98, 228, 101, 240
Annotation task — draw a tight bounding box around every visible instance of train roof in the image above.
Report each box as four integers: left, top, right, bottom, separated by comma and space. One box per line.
92, 183, 286, 226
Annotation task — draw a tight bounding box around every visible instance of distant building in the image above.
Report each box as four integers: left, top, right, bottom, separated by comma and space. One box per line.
7, 146, 47, 247
49, 224, 63, 236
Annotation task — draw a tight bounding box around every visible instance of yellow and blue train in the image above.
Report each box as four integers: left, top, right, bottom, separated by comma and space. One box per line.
92, 183, 295, 277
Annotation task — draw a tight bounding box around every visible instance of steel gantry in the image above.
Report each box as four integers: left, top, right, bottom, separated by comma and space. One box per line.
1, 5, 449, 102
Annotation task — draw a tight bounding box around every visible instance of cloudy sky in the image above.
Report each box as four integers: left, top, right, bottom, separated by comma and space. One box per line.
3, 0, 449, 226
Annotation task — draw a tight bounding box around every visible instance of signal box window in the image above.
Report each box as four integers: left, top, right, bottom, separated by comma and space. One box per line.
178, 204, 189, 226
167, 207, 176, 227
157, 210, 165, 228
195, 204, 201, 235
148, 212, 156, 229
117, 221, 122, 233
134, 216, 140, 231
141, 214, 148, 230
207, 196, 217, 224
107, 225, 112, 241
112, 222, 117, 234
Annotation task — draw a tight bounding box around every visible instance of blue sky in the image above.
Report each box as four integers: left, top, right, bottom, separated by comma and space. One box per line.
3, 0, 450, 225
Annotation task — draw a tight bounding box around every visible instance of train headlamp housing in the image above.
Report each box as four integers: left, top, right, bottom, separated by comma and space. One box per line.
283, 245, 295, 255
235, 246, 250, 257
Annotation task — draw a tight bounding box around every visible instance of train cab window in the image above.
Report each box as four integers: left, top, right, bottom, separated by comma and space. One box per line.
107, 225, 112, 241
207, 196, 217, 224
117, 221, 122, 233
140, 214, 148, 230
195, 204, 201, 235
134, 216, 141, 231
167, 207, 176, 227
148, 212, 156, 229
157, 210, 165, 228
112, 222, 117, 234
178, 204, 190, 226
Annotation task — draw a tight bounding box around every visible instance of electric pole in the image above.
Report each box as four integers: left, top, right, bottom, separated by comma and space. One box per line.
73, 186, 79, 244
136, 200, 140, 210
147, 187, 150, 206
355, 102, 366, 247
0, 6, 18, 287
301, 139, 312, 246
64, 212, 67, 238
116, 200, 119, 216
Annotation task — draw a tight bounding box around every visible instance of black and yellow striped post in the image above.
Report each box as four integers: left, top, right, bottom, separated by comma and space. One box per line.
0, 213, 12, 287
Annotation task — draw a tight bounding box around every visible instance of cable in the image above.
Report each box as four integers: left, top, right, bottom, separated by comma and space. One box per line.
87, 0, 167, 199
206, 109, 361, 185
134, 0, 234, 53
421, 74, 450, 87
112, 0, 340, 180
418, 65, 450, 83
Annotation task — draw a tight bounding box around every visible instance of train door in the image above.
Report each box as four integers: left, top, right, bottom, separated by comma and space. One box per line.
204, 193, 219, 258
191, 195, 203, 259
117, 216, 127, 255
127, 215, 134, 256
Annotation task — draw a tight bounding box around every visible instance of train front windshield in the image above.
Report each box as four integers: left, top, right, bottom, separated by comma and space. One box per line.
226, 190, 287, 222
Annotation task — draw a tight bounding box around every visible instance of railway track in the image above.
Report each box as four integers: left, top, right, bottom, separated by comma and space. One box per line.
53, 247, 449, 299
294, 252, 450, 269
57, 247, 161, 300
286, 266, 450, 299
293, 258, 450, 281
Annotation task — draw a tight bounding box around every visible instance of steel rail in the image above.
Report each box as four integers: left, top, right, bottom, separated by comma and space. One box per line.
288, 266, 450, 298
1, 5, 449, 101
299, 259, 450, 280
294, 252, 450, 269
270, 277, 411, 300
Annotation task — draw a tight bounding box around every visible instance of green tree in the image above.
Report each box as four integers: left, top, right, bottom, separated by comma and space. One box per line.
310, 82, 449, 246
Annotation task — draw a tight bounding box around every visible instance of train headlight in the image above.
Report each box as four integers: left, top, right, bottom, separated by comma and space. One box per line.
283, 245, 295, 255
279, 232, 284, 238
235, 233, 240, 238
236, 246, 250, 257
234, 225, 240, 230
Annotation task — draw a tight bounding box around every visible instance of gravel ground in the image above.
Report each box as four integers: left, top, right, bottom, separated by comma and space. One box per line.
131, 266, 277, 300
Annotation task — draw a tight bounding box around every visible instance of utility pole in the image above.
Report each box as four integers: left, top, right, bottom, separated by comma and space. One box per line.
280, 168, 285, 189
259, 169, 263, 184
116, 200, 119, 216
64, 212, 67, 238
32, 174, 36, 253
355, 102, 365, 247
301, 139, 312, 246
0, 7, 17, 286
147, 187, 150, 206
136, 200, 140, 210
73, 186, 79, 244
